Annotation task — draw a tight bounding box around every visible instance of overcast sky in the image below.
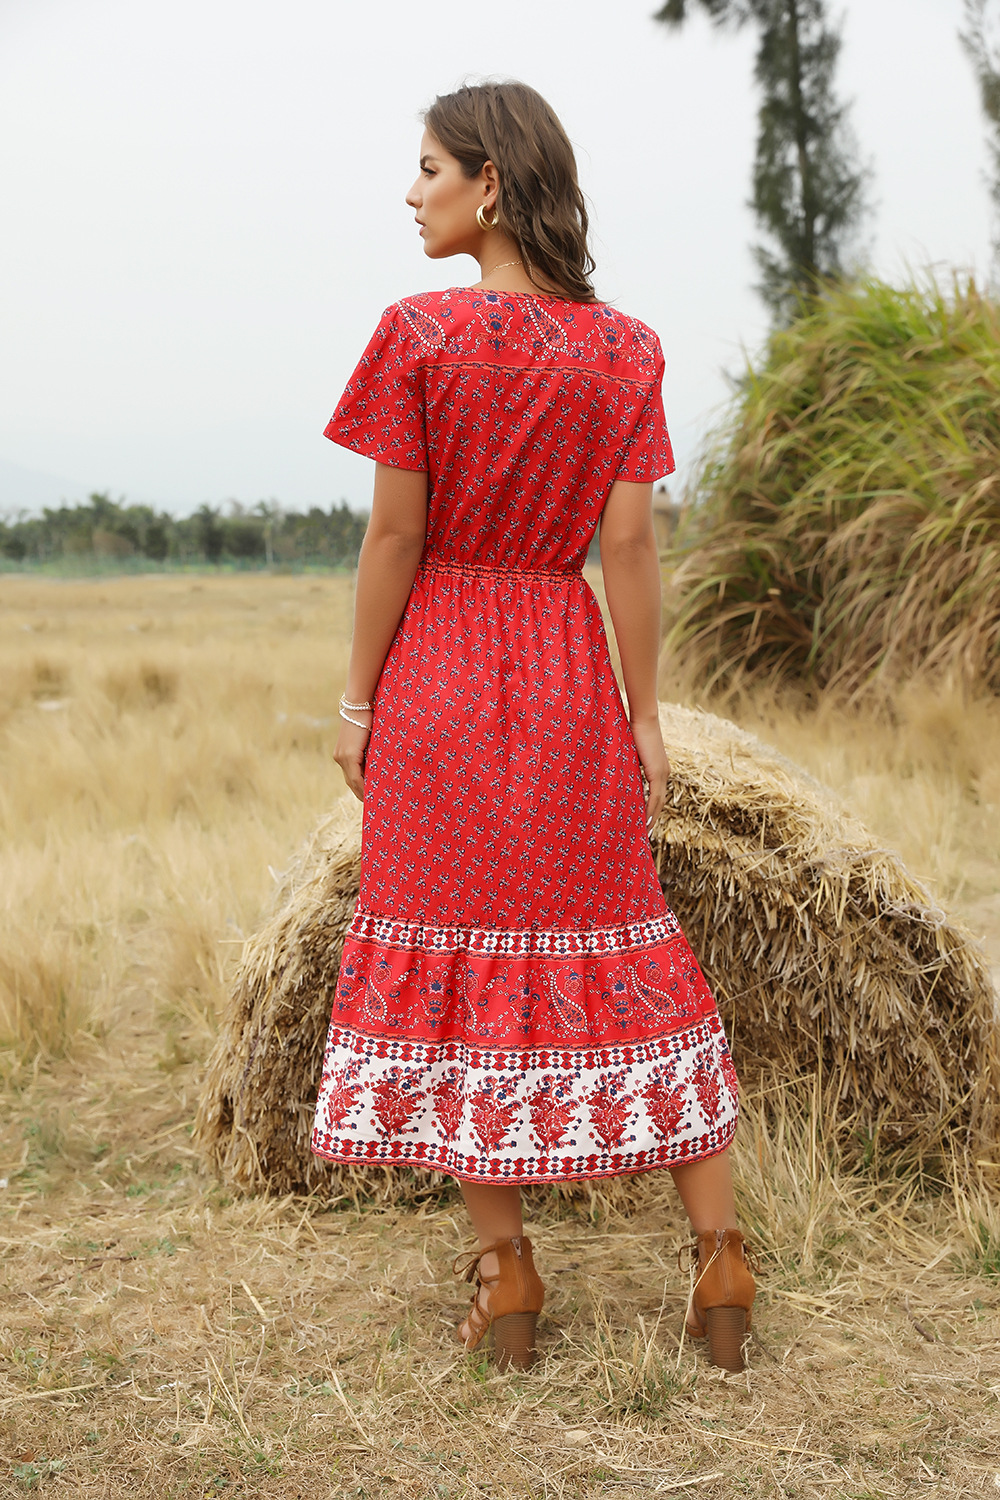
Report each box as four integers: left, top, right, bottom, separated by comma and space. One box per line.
0, 0, 994, 516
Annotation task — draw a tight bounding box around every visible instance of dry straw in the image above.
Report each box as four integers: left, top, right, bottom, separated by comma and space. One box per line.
195, 702, 999, 1199
664, 271, 1000, 698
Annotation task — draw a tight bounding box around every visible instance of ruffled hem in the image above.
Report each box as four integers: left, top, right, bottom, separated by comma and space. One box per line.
310, 909, 740, 1184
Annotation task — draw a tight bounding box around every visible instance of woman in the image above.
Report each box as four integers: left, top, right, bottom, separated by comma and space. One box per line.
311, 80, 756, 1374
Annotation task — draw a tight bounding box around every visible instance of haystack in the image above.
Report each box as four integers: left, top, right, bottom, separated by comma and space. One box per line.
195, 703, 999, 1198
651, 704, 998, 1151
664, 273, 1000, 697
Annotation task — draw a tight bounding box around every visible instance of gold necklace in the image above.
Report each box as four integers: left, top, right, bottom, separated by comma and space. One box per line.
482, 259, 523, 278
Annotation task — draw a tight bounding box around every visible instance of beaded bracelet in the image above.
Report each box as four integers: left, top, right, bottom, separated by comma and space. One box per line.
340, 694, 375, 712
338, 705, 372, 730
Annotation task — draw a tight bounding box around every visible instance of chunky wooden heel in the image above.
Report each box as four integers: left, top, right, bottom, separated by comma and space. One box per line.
705, 1305, 749, 1373
490, 1310, 539, 1371
681, 1229, 757, 1372
453, 1235, 545, 1371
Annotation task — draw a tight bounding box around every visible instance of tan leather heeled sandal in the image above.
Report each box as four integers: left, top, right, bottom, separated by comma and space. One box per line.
453, 1235, 545, 1372
681, 1228, 758, 1373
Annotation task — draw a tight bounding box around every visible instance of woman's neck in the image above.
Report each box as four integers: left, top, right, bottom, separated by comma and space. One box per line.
471, 268, 565, 299
472, 240, 564, 298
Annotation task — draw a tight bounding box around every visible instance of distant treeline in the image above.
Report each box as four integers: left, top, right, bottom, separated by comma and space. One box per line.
0, 493, 368, 568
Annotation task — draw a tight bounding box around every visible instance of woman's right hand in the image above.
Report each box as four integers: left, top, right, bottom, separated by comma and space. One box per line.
334, 714, 372, 801
629, 714, 671, 831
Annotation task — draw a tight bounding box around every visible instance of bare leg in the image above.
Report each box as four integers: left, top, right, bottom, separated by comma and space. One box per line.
455, 1180, 524, 1343
668, 1148, 739, 1233
458, 1180, 524, 1247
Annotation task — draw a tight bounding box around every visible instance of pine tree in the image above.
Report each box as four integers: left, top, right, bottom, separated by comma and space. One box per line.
654, 0, 871, 322
960, 0, 1000, 281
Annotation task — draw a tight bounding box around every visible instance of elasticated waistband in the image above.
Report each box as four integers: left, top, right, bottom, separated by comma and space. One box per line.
417, 557, 584, 582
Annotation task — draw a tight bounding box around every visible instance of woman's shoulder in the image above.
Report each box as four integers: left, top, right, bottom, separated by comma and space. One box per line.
370, 287, 664, 373
379, 286, 471, 321
371, 288, 462, 353
591, 303, 664, 358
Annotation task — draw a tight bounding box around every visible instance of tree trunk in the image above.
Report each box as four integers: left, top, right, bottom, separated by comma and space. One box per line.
785, 0, 817, 288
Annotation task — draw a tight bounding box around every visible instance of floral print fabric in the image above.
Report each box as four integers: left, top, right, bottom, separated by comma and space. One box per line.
311, 287, 738, 1182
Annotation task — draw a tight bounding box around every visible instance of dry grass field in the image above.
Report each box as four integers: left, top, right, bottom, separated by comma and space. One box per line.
1, 571, 998, 1499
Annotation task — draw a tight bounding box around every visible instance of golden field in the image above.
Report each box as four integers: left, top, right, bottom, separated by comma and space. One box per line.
1, 571, 999, 1498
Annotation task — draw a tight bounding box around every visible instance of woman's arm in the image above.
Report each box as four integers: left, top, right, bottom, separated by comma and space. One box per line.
335, 462, 428, 800
599, 478, 670, 828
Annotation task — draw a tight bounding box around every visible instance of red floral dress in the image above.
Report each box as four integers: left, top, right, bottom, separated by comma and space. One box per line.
310, 286, 738, 1183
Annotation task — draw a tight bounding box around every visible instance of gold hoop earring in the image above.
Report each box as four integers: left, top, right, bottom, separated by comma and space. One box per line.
476, 204, 499, 232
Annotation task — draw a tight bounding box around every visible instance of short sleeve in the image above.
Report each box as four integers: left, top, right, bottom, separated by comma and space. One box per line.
323, 303, 427, 470
615, 344, 676, 482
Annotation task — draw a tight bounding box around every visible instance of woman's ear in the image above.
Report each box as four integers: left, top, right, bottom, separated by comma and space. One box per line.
482, 159, 500, 204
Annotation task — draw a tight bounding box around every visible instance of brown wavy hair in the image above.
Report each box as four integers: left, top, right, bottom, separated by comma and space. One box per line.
421, 81, 598, 304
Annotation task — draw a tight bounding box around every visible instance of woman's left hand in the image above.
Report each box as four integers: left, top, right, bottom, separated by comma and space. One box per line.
334, 715, 372, 801
629, 714, 671, 832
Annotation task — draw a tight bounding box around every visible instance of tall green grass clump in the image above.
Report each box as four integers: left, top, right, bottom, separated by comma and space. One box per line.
664, 271, 1000, 697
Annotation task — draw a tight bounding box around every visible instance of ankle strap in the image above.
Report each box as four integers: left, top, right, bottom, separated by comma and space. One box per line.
453, 1235, 530, 1283
678, 1230, 758, 1273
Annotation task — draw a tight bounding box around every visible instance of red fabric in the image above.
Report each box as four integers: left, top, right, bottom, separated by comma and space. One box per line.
311, 287, 737, 1183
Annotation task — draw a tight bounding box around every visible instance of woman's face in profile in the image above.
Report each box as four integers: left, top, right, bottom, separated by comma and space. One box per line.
405, 128, 492, 261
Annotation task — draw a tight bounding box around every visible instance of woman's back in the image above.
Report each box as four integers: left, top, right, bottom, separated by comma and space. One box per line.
325, 286, 674, 570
